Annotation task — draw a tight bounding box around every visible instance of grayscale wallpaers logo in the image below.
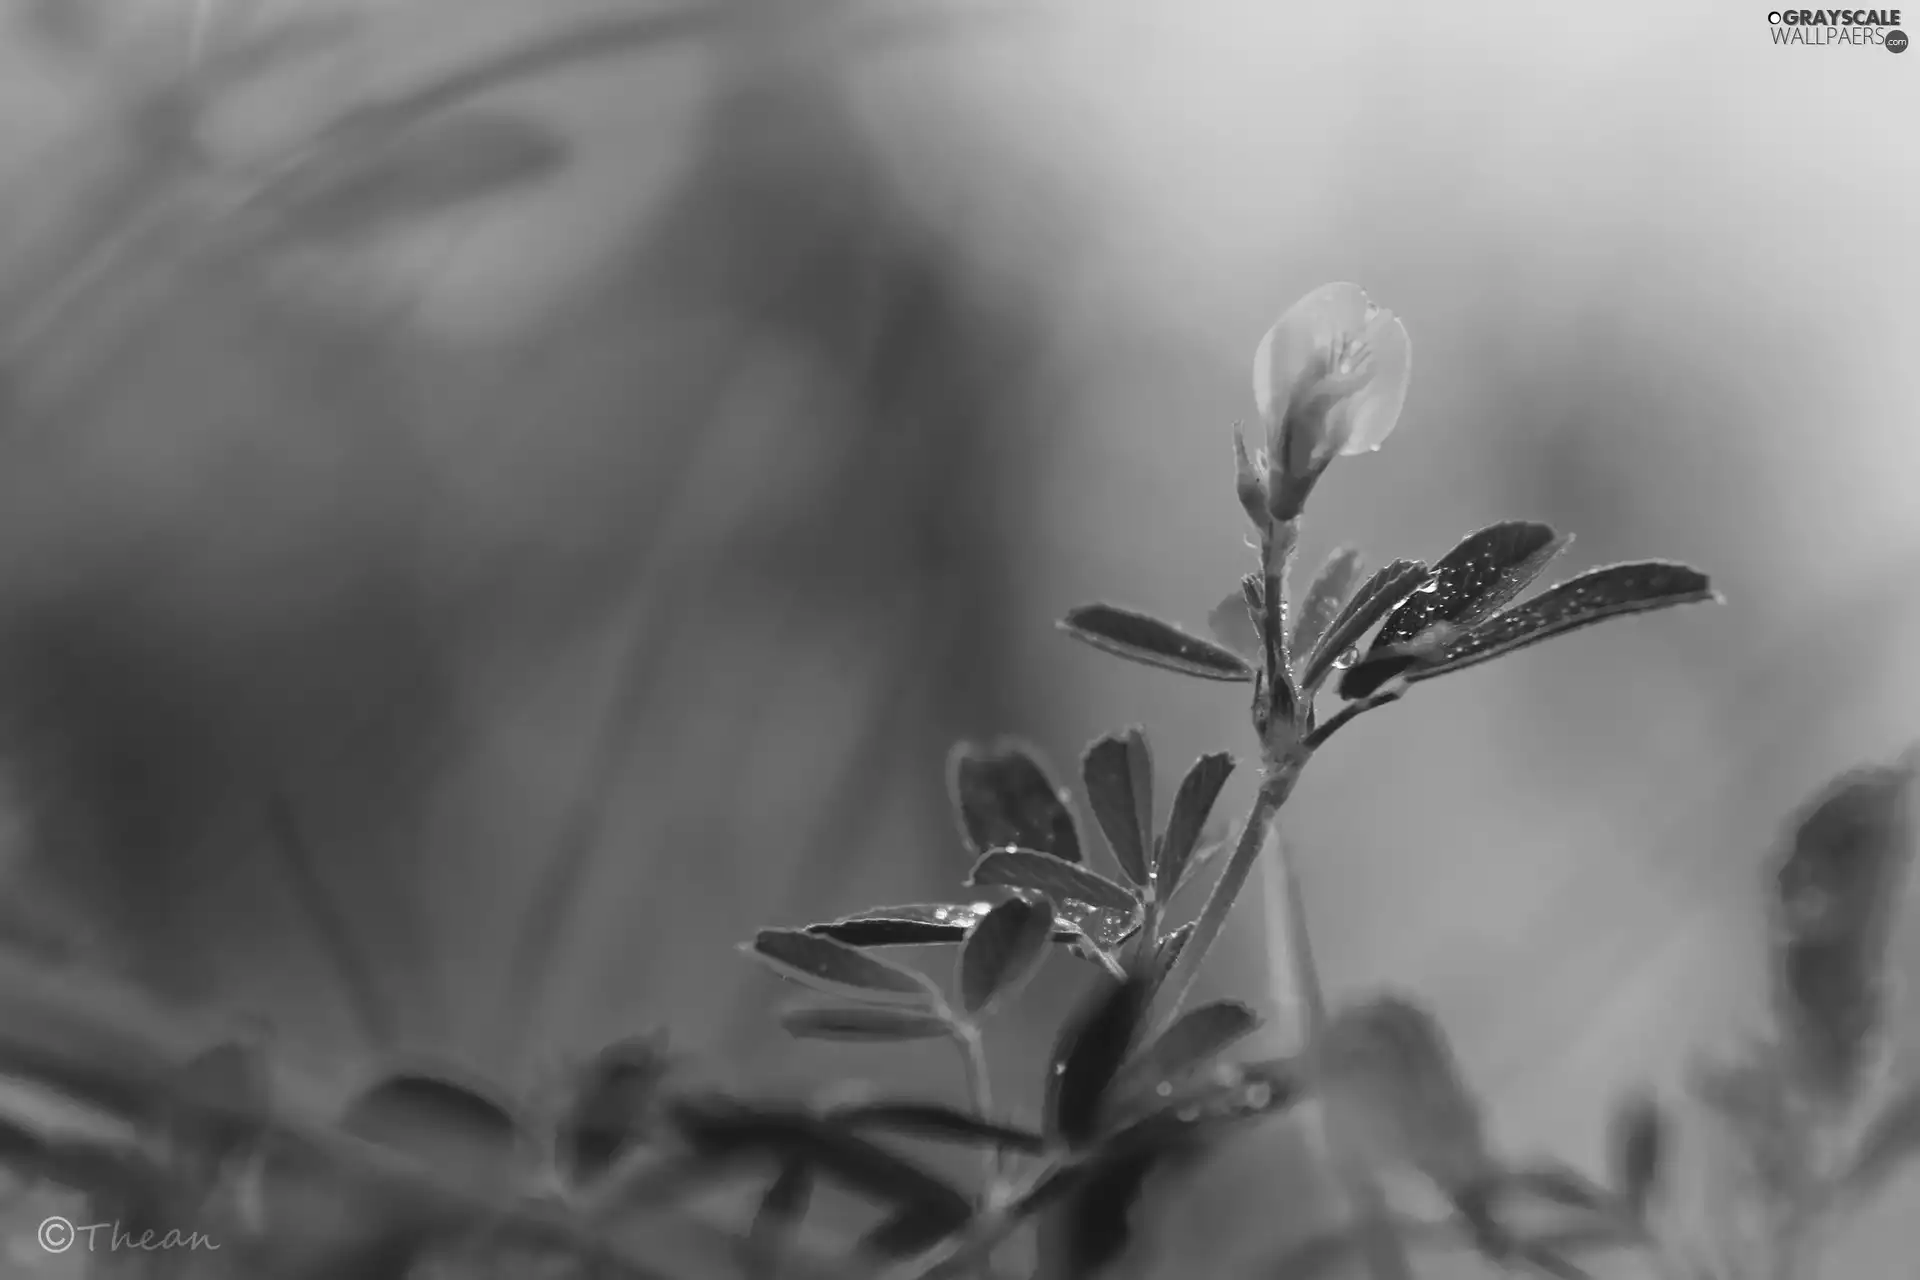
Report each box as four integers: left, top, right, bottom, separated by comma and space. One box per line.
1768, 9, 1908, 48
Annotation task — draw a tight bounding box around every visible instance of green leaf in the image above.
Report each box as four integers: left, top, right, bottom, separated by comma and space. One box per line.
1372, 522, 1569, 650
747, 1158, 813, 1280
745, 930, 942, 1007
1300, 559, 1431, 693
1045, 973, 1155, 1147
1840, 1076, 1920, 1202
947, 739, 1083, 862
554, 1033, 675, 1188
1206, 586, 1262, 662
165, 1035, 272, 1187
1148, 922, 1196, 993
806, 902, 1081, 947
1291, 546, 1366, 663
267, 109, 570, 241
1058, 603, 1255, 683
666, 1095, 972, 1233
1082, 729, 1155, 886
969, 850, 1140, 917
832, 1103, 1047, 1154
1155, 753, 1236, 897
779, 1004, 956, 1043
1107, 1000, 1262, 1117
1605, 1090, 1666, 1222
338, 1066, 531, 1192
1339, 561, 1718, 699
957, 896, 1056, 1018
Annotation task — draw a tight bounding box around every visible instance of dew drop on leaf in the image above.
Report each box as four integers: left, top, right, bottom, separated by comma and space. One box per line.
1155, 1083, 1173, 1098
1332, 646, 1361, 670
1415, 579, 1440, 593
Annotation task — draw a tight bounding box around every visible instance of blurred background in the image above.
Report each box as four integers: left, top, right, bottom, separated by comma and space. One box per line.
0, 0, 1916, 1275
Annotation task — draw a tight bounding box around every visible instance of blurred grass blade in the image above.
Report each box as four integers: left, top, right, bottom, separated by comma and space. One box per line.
947, 739, 1084, 862
1840, 1076, 1920, 1202
832, 1103, 1046, 1153
1059, 603, 1255, 682
1605, 1090, 1666, 1222
263, 109, 571, 241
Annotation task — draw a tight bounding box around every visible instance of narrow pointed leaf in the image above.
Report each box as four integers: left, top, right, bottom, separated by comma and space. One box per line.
1373, 522, 1569, 650
339, 1068, 531, 1191
833, 1103, 1048, 1154
667, 1095, 972, 1226
806, 902, 1080, 948
745, 930, 942, 1006
270, 109, 570, 241
1059, 603, 1254, 682
779, 1005, 956, 1043
1291, 547, 1366, 663
1840, 1077, 1920, 1200
1149, 922, 1196, 993
1206, 588, 1262, 662
1156, 753, 1237, 896
747, 1158, 813, 1280
1045, 973, 1155, 1147
1607, 1091, 1666, 1221
970, 850, 1140, 916
1342, 561, 1717, 697
947, 739, 1082, 862
1083, 729, 1155, 886
555, 1033, 675, 1187
861, 1204, 971, 1259
166, 1036, 272, 1180
1301, 559, 1431, 692
958, 896, 1056, 1017
1108, 1001, 1261, 1113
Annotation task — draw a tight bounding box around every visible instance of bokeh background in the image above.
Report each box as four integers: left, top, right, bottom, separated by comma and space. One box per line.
0, 0, 1916, 1275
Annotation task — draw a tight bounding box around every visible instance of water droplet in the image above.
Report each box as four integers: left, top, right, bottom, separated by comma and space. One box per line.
933, 908, 951, 921
1331, 646, 1361, 670
1154, 1082, 1173, 1098
1415, 578, 1440, 594
970, 902, 992, 916
1244, 1082, 1273, 1110
1175, 1106, 1201, 1123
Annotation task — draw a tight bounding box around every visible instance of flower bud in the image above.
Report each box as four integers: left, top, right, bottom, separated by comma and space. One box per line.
1252, 283, 1411, 521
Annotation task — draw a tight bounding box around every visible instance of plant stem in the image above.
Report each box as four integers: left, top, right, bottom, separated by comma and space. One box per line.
953, 1021, 1003, 1190
1272, 836, 1415, 1280
1147, 770, 1295, 1041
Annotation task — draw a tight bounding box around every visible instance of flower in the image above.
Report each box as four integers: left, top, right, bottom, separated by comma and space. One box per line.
1252, 282, 1411, 522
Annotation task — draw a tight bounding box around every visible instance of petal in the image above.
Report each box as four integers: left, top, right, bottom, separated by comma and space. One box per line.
1334, 307, 1411, 456
1251, 283, 1383, 431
